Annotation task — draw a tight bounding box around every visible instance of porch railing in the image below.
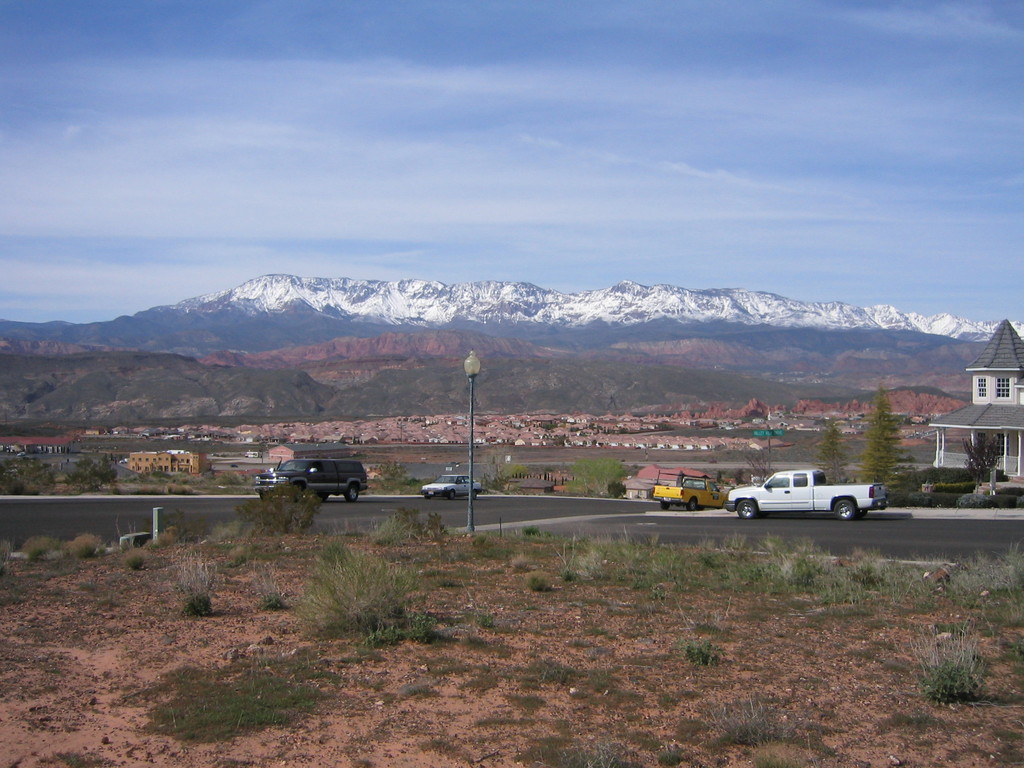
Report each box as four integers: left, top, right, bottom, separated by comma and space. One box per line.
937, 451, 1008, 470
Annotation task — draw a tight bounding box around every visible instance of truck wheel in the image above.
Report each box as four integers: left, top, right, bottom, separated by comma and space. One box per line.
343, 484, 359, 502
686, 497, 699, 511
736, 499, 759, 520
833, 499, 857, 520
444, 489, 455, 500
659, 500, 670, 510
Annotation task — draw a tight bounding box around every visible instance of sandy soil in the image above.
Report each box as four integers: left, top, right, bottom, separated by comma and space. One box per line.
2, 531, 1023, 768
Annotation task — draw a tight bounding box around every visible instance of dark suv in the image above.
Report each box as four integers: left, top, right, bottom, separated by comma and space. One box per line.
254, 459, 368, 502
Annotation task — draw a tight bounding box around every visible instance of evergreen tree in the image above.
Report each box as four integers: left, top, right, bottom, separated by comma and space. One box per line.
816, 419, 849, 482
64, 455, 117, 492
859, 386, 906, 484
567, 457, 627, 497
0, 458, 55, 494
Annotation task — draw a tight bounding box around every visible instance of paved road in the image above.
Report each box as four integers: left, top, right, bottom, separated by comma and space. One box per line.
0, 495, 1021, 562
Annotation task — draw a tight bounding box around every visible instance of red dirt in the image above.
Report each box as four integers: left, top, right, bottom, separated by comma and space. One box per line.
2, 533, 1023, 768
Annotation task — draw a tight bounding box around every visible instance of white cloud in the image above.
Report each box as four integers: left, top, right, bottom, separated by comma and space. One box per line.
1, 3, 1022, 323
845, 3, 1024, 41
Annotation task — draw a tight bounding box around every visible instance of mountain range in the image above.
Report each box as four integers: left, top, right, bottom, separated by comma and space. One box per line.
0, 275, 997, 423
168, 276, 1000, 341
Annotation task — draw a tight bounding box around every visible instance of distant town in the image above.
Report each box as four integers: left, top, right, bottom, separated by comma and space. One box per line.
31, 396, 941, 455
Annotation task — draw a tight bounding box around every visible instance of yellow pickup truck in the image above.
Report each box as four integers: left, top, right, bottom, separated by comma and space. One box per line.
652, 476, 726, 511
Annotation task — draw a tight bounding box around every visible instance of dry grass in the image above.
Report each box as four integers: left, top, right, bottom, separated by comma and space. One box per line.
2, 532, 1024, 768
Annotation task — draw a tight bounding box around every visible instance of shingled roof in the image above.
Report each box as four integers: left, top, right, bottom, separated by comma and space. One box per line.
968, 320, 1024, 371
931, 404, 1024, 430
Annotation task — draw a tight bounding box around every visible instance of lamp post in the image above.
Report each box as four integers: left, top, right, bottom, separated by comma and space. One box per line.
464, 350, 481, 532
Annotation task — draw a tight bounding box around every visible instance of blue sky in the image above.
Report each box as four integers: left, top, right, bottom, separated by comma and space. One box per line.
1, 1, 1021, 324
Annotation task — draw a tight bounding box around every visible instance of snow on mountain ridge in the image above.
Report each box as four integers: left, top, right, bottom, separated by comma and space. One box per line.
171, 275, 1002, 341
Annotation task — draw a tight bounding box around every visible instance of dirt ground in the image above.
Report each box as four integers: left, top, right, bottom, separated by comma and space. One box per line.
2, 529, 1023, 768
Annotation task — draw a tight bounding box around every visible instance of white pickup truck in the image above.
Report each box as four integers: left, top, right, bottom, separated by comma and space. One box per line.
725, 469, 887, 521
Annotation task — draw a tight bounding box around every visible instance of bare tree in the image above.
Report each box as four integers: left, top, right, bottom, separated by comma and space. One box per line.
963, 433, 1001, 488
744, 449, 772, 484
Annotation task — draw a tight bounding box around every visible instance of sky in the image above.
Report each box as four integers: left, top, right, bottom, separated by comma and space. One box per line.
1, 1, 1022, 324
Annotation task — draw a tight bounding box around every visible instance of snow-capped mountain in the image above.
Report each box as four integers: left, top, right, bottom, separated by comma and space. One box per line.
170, 275, 1001, 341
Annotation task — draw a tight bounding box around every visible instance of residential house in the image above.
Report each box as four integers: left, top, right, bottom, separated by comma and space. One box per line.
931, 320, 1024, 479
267, 443, 355, 463
636, 464, 711, 482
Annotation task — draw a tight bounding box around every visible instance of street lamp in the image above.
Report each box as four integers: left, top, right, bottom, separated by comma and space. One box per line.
464, 350, 481, 532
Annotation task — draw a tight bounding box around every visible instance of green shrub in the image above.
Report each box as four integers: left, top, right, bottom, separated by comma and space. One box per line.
297, 542, 417, 637
937, 481, 974, 493
989, 494, 1017, 508
0, 539, 11, 576
21, 535, 62, 562
253, 565, 286, 611
363, 612, 437, 647
937, 483, 974, 495
226, 545, 251, 567
753, 753, 805, 768
234, 485, 321, 535
933, 481, 970, 493
370, 461, 423, 494
65, 533, 104, 559
162, 510, 210, 543
0, 458, 55, 495
175, 552, 217, 617
915, 628, 985, 704
64, 455, 117, 492
183, 592, 213, 617
526, 571, 553, 592
926, 492, 963, 508
562, 741, 641, 768
371, 507, 445, 545
365, 624, 405, 647
521, 658, 578, 686
677, 638, 723, 666
890, 467, 971, 493
957, 493, 996, 509
124, 551, 146, 571
1008, 638, 1024, 661
919, 658, 985, 704
657, 748, 685, 766
891, 491, 936, 508
713, 697, 792, 746
404, 611, 439, 644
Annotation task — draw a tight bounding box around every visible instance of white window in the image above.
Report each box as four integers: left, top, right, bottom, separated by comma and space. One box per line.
996, 433, 1007, 454
977, 377, 988, 399
996, 377, 1011, 398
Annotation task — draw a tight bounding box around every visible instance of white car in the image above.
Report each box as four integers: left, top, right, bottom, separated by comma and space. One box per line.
420, 474, 483, 499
